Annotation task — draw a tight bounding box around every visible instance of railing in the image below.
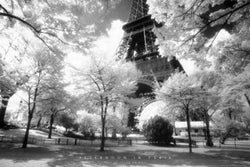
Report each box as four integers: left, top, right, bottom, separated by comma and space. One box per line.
176, 136, 250, 149
129, 136, 250, 149
0, 135, 132, 146
1, 134, 249, 149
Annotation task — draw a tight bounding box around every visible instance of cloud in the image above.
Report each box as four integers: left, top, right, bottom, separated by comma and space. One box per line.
64, 19, 125, 87
180, 59, 197, 75
65, 19, 124, 67
206, 29, 231, 47
90, 20, 124, 59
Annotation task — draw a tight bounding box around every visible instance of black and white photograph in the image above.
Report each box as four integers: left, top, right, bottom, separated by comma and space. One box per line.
0, 0, 250, 166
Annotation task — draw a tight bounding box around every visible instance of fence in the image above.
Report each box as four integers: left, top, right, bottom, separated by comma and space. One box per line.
128, 136, 250, 149
189, 137, 250, 149
1, 134, 249, 149
0, 135, 132, 146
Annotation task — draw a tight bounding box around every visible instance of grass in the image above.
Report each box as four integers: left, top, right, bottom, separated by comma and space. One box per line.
0, 129, 250, 167
1, 142, 250, 167
0, 128, 62, 139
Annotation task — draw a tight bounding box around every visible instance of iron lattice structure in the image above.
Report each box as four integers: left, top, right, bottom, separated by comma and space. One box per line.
116, 0, 158, 62
116, 0, 184, 128
116, 0, 183, 97
128, 0, 148, 22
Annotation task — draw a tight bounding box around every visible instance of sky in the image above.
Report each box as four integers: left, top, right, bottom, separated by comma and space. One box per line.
64, 0, 131, 67
65, 0, 196, 75
95, 0, 132, 33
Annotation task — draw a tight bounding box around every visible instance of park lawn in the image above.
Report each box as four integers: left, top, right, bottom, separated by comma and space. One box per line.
0, 128, 62, 139
0, 129, 250, 167
0, 142, 250, 167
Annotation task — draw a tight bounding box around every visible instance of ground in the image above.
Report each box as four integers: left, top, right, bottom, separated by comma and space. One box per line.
0, 129, 250, 167
1, 142, 250, 167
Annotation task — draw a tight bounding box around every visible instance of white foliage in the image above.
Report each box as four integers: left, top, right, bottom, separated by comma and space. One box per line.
241, 40, 250, 50
220, 65, 250, 104
70, 53, 141, 106
156, 72, 203, 114
147, 0, 250, 71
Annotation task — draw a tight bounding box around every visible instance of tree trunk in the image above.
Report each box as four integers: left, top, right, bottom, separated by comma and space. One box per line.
22, 113, 33, 148
100, 116, 106, 151
204, 112, 213, 147
48, 114, 54, 139
0, 96, 10, 128
112, 128, 117, 139
36, 116, 42, 127
100, 97, 108, 152
22, 83, 39, 148
245, 94, 250, 107
228, 109, 233, 120
127, 112, 135, 128
105, 127, 108, 138
185, 107, 192, 153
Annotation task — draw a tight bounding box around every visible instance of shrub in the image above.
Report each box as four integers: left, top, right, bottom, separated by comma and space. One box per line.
219, 121, 244, 144
142, 116, 174, 145
58, 114, 75, 131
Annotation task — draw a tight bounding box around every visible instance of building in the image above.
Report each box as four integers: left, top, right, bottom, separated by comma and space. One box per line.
174, 121, 215, 136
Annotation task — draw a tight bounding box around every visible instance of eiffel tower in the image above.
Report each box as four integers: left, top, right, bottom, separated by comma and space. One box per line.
116, 0, 183, 128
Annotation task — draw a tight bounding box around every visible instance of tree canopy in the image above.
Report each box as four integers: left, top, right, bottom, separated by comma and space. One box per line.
147, 0, 250, 68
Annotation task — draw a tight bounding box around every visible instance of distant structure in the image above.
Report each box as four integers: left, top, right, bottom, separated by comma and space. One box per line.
116, 0, 183, 128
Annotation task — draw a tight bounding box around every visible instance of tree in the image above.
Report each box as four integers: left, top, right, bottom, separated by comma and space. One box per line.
242, 111, 250, 133
214, 115, 244, 144
147, 0, 250, 49
36, 57, 78, 139
220, 65, 250, 108
146, 1, 250, 147
21, 66, 42, 148
156, 72, 202, 153
58, 113, 75, 132
72, 55, 141, 151
0, 0, 124, 128
106, 102, 134, 138
142, 116, 173, 145
40, 87, 74, 139
0, 0, 121, 50
20, 47, 64, 148
78, 113, 99, 137
146, 0, 250, 71
33, 109, 46, 128
208, 14, 250, 77
192, 71, 222, 147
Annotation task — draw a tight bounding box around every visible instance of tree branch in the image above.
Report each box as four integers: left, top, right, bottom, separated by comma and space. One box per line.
0, 4, 10, 15
183, 1, 250, 44
0, 12, 41, 33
